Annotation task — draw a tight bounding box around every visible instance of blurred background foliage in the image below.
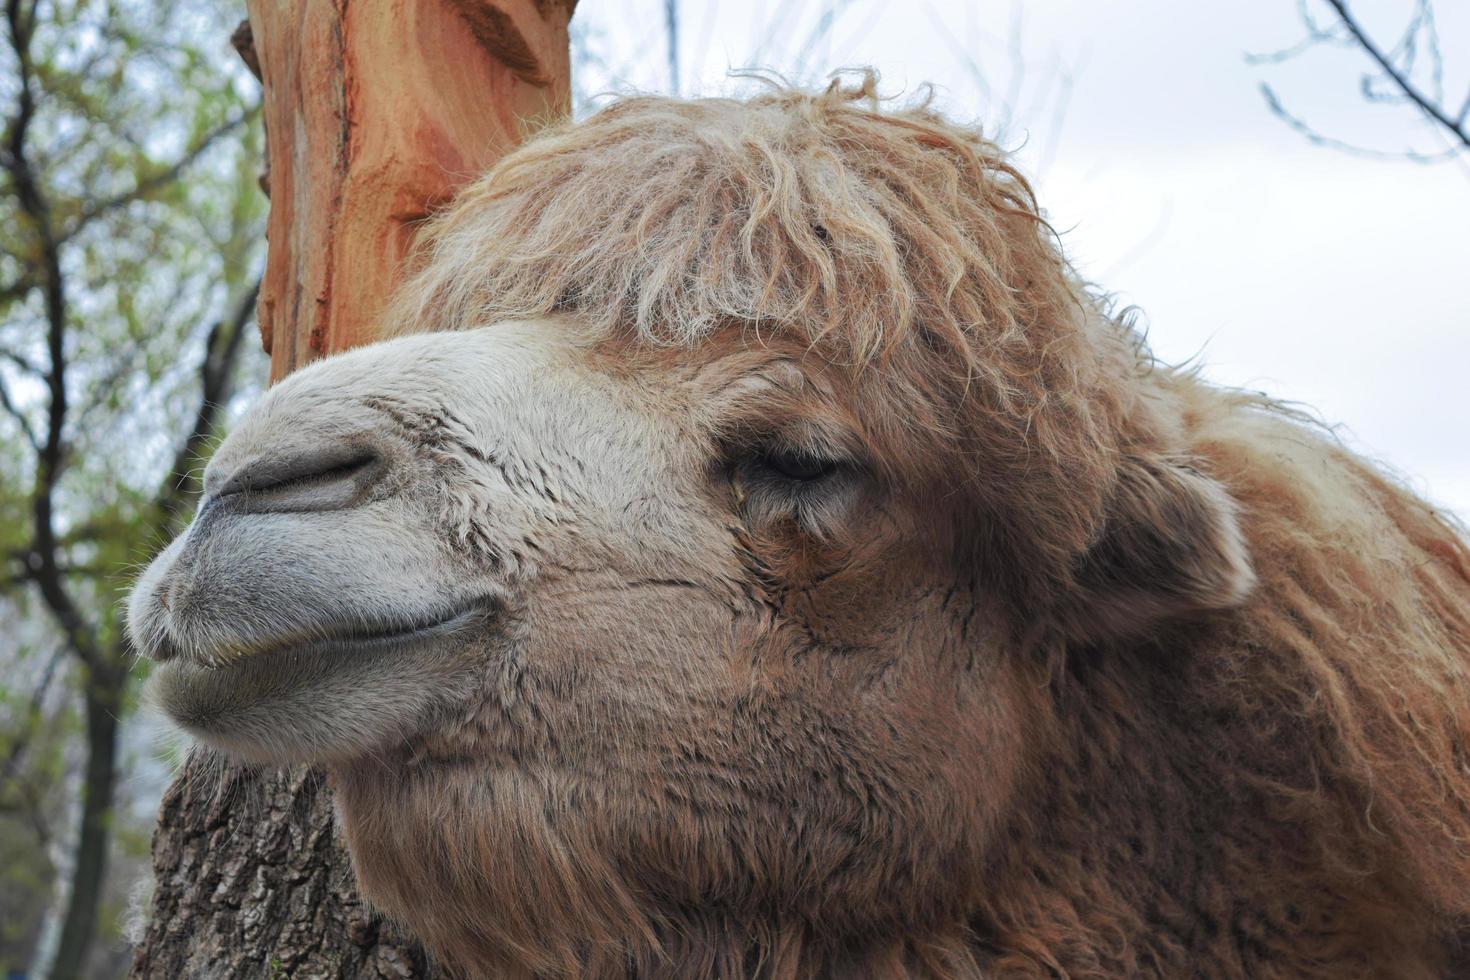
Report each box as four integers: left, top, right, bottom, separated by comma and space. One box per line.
0, 0, 264, 975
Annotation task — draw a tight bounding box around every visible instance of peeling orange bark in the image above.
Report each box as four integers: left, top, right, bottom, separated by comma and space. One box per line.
245, 0, 575, 379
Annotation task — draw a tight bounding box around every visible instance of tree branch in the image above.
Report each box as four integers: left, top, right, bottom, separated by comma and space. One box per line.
663, 0, 679, 94
0, 273, 36, 307
4, 0, 103, 673
0, 644, 64, 788
0, 343, 43, 375
0, 370, 39, 451
1258, 80, 1458, 162
61, 109, 254, 240
0, 767, 56, 847
1325, 0, 1470, 149
1, 558, 111, 588
156, 278, 260, 528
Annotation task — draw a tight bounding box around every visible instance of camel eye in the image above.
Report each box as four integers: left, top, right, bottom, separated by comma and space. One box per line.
756, 449, 837, 482
731, 445, 859, 537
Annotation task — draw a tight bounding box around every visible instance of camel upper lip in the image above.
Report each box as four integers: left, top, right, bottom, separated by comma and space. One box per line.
155, 601, 497, 670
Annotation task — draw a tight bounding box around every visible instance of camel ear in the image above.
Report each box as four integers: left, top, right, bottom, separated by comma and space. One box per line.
1060, 455, 1255, 639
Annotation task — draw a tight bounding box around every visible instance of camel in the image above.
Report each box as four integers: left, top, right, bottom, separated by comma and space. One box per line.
127, 79, 1470, 978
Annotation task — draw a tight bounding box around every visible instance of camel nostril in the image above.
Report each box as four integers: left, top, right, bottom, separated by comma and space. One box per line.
219, 449, 379, 496
209, 446, 384, 514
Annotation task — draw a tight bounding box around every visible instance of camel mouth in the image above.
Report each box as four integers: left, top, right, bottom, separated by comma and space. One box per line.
180, 602, 495, 671
143, 600, 500, 764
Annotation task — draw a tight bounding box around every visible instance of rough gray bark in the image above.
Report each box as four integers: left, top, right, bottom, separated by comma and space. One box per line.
128, 756, 445, 979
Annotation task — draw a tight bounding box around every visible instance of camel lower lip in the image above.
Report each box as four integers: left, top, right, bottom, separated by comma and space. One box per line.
143, 602, 496, 765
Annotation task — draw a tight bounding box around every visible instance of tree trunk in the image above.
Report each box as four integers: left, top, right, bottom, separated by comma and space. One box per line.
250, 0, 574, 378
129, 764, 438, 978
51, 666, 121, 980
128, 3, 575, 975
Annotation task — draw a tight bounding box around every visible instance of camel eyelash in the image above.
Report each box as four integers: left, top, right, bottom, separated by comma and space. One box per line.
728, 440, 862, 539
750, 447, 841, 483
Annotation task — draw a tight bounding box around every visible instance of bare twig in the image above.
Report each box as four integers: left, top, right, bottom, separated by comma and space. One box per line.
1251, 0, 1469, 162
0, 767, 56, 847
0, 370, 39, 451
157, 278, 260, 527
663, 0, 679, 95
60, 110, 253, 241
2, 559, 111, 588
787, 0, 857, 84
1259, 81, 1458, 162
0, 274, 36, 307
999, 0, 1027, 137
1035, 56, 1082, 181
1324, 0, 1468, 149
0, 644, 65, 787
0, 343, 42, 375
920, 0, 993, 107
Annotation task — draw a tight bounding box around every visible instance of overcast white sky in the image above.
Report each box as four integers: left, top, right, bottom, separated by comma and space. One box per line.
572, 0, 1470, 520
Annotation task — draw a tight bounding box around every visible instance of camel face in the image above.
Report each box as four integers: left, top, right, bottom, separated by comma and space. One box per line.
129, 315, 1030, 926
131, 320, 742, 761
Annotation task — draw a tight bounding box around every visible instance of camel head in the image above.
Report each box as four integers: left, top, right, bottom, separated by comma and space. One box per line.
126, 82, 1399, 977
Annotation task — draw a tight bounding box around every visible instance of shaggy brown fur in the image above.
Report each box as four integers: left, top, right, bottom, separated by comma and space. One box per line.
347, 77, 1470, 977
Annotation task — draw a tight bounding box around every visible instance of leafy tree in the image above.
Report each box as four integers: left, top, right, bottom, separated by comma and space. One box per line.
0, 0, 265, 974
